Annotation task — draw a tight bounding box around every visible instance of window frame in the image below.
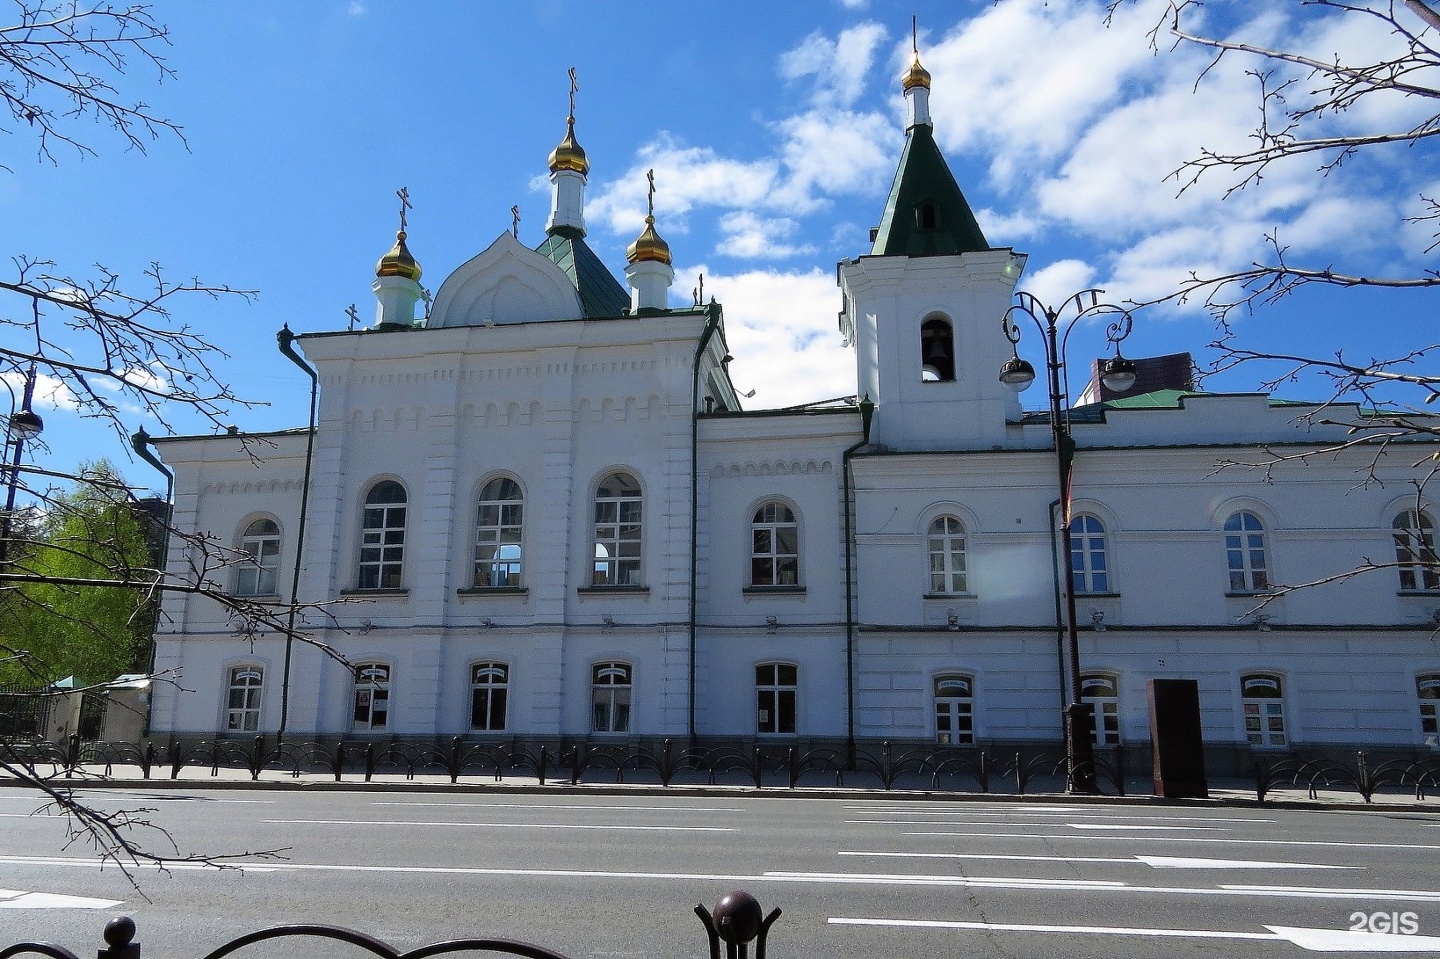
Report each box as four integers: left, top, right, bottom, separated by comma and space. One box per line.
1240, 672, 1288, 747
470, 661, 510, 732
224, 664, 264, 734
358, 480, 408, 591
1224, 510, 1270, 594
351, 662, 391, 732
756, 662, 798, 736
592, 472, 643, 588
932, 673, 974, 745
1080, 672, 1121, 746
474, 477, 524, 589
235, 516, 282, 597
1069, 514, 1111, 595
1393, 509, 1440, 593
927, 515, 968, 596
919, 315, 955, 383
1418, 673, 1440, 744
749, 500, 800, 588
591, 661, 633, 734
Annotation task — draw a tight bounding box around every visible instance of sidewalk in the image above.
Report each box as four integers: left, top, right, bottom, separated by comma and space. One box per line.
4, 763, 1435, 811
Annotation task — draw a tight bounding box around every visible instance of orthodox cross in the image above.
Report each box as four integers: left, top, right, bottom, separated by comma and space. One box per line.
567, 67, 578, 119
396, 186, 412, 233
345, 303, 359, 331
511, 205, 521, 238
646, 168, 656, 218
912, 15, 919, 58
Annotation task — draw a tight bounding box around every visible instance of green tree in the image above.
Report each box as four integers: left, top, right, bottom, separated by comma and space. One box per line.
0, 461, 151, 688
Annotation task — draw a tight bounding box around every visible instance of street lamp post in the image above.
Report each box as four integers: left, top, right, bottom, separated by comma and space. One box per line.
999, 289, 1136, 794
1, 366, 45, 571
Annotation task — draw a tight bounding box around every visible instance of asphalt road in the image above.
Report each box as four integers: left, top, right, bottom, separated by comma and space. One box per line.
3, 788, 1440, 959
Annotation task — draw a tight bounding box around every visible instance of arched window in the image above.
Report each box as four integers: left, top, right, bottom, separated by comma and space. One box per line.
1241, 673, 1286, 746
914, 199, 942, 232
235, 517, 281, 596
920, 316, 955, 382
225, 665, 264, 733
756, 663, 797, 735
1393, 509, 1440, 592
475, 478, 523, 588
1224, 511, 1269, 593
593, 472, 642, 586
1081, 672, 1121, 745
351, 662, 390, 731
927, 516, 967, 594
933, 674, 973, 745
359, 480, 407, 590
1418, 674, 1440, 744
1070, 515, 1109, 594
470, 662, 509, 732
751, 502, 799, 587
591, 662, 632, 733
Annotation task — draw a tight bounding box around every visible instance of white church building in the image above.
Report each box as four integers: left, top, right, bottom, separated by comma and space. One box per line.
147, 53, 1440, 767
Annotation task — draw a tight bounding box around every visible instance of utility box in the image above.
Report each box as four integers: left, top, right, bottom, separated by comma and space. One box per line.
1148, 678, 1208, 798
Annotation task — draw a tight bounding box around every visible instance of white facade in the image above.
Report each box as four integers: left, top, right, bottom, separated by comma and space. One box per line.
148, 73, 1440, 761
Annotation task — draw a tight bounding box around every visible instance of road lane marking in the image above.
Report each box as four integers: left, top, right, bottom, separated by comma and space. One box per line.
0, 856, 1433, 901
904, 831, 1440, 851
262, 818, 733, 832
845, 809, 1274, 823
829, 918, 1440, 951
370, 802, 744, 813
0, 888, 123, 909
839, 851, 1356, 870
0, 856, 275, 872
851, 820, 1225, 830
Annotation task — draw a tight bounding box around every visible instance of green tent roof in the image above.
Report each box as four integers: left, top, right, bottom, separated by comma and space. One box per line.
535, 232, 630, 318
870, 124, 989, 256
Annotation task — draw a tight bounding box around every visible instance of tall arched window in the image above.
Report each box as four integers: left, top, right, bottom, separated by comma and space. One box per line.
1224, 511, 1269, 593
225, 665, 264, 733
1081, 672, 1121, 745
1418, 673, 1440, 744
1241, 673, 1287, 747
920, 316, 955, 382
475, 477, 524, 588
591, 662, 632, 733
359, 480, 407, 590
1070, 515, 1110, 594
927, 516, 967, 594
235, 517, 281, 596
756, 663, 797, 735
933, 674, 974, 745
470, 662, 509, 732
351, 662, 390, 731
1393, 509, 1440, 592
751, 502, 799, 587
593, 472, 642, 586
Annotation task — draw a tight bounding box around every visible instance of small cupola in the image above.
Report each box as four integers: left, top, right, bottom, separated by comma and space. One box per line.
625, 168, 674, 313
376, 230, 422, 282
546, 68, 589, 238
372, 187, 424, 330
903, 17, 932, 130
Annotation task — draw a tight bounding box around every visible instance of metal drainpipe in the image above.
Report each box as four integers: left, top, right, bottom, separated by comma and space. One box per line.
129, 427, 173, 739
688, 302, 723, 748
276, 325, 319, 743
841, 395, 874, 767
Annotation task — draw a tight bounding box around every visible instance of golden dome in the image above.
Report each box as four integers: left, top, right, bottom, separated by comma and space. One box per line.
902, 55, 931, 91
548, 116, 590, 175
376, 230, 422, 282
626, 215, 672, 266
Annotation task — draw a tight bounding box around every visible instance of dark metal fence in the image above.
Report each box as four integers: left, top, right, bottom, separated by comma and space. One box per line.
6, 734, 1439, 803
1, 891, 780, 959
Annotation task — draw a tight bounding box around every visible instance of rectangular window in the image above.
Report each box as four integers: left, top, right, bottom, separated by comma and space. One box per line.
352, 663, 390, 730
225, 666, 264, 733
592, 662, 632, 733
470, 663, 509, 731
756, 663, 797, 735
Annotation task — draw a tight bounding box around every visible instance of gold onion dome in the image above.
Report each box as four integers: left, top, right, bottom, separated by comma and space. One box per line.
902, 55, 931, 91
626, 215, 672, 265
376, 230, 422, 282
548, 117, 590, 175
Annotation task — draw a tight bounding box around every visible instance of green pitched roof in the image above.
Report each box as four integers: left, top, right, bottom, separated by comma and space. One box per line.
870, 124, 989, 256
535, 232, 630, 318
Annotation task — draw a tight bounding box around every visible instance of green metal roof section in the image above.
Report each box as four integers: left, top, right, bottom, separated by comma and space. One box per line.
870, 124, 989, 256
535, 233, 631, 318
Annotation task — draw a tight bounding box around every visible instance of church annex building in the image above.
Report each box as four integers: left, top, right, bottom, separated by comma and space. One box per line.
147, 51, 1440, 766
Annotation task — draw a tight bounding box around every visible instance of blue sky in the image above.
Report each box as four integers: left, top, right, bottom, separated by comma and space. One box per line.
5, 0, 1432, 496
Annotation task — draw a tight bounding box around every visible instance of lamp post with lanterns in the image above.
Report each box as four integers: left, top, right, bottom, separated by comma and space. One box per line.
1, 366, 45, 572
999, 289, 1136, 794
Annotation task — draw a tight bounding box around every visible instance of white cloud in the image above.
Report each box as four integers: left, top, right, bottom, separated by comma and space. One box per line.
780, 23, 888, 109
679, 264, 853, 409
716, 212, 815, 260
